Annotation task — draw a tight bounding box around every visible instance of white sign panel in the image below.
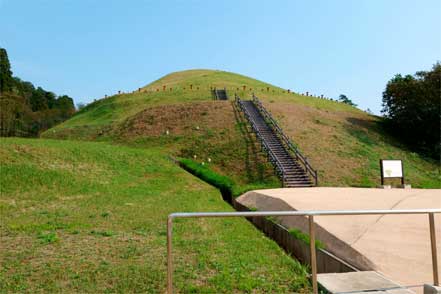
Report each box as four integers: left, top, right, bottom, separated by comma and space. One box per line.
381, 160, 403, 178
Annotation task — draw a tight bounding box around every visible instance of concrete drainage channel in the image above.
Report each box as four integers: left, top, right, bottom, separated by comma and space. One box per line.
176, 160, 357, 274
231, 200, 358, 274
175, 164, 440, 293
175, 161, 348, 291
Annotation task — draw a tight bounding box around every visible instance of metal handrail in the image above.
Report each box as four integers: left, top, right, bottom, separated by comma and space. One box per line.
252, 95, 317, 183
235, 95, 287, 182
235, 96, 286, 175
252, 94, 318, 185
167, 208, 440, 294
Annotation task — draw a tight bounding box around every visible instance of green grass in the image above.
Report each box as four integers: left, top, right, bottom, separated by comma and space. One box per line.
262, 217, 325, 250
341, 124, 441, 188
3, 69, 439, 293
42, 69, 359, 140
179, 158, 235, 197
41, 69, 440, 189
288, 229, 325, 250
179, 158, 273, 198
0, 138, 310, 293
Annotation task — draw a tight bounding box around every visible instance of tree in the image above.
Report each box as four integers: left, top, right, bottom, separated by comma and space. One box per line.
45, 91, 56, 109
56, 95, 75, 111
13, 77, 35, 102
29, 87, 48, 111
338, 94, 357, 107
0, 93, 37, 136
382, 62, 440, 158
55, 95, 75, 120
0, 48, 76, 137
0, 48, 14, 94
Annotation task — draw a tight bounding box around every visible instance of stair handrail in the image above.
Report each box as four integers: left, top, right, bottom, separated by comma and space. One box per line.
238, 104, 287, 181
252, 94, 318, 186
235, 95, 287, 183
235, 95, 286, 175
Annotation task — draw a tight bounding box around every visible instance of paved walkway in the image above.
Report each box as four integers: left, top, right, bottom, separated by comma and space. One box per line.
237, 187, 441, 293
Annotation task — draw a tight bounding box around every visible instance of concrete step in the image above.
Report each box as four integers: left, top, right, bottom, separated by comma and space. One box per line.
284, 184, 313, 188
317, 271, 415, 294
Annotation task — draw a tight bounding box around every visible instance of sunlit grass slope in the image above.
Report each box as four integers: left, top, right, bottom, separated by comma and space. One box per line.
42, 69, 357, 140
42, 69, 440, 188
262, 100, 440, 188
0, 138, 310, 293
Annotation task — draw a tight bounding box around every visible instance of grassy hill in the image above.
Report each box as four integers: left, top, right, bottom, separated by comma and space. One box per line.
43, 69, 355, 139
42, 69, 440, 188
0, 138, 310, 293
42, 70, 274, 138
3, 69, 439, 292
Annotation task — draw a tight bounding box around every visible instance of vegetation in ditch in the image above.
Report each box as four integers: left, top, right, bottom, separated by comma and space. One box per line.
264, 215, 326, 250
179, 158, 235, 196
178, 158, 271, 198
288, 228, 326, 250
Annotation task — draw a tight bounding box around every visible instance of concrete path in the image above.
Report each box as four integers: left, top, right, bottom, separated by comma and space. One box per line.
237, 187, 441, 294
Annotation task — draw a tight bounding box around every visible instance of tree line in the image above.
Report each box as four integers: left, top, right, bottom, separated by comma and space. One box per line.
382, 62, 440, 160
0, 48, 75, 137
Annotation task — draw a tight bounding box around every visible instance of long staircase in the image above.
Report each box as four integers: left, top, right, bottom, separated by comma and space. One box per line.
236, 95, 318, 187
212, 88, 228, 100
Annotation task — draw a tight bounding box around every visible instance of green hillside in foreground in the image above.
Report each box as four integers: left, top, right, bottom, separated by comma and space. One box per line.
0, 138, 310, 293
42, 69, 440, 188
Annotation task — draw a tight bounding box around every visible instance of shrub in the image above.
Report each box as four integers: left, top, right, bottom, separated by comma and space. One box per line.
179, 158, 234, 196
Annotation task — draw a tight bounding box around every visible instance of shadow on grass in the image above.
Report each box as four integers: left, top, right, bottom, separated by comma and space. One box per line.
345, 117, 413, 152
346, 117, 439, 163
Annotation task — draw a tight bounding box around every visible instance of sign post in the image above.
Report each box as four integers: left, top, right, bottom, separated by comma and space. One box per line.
380, 159, 404, 186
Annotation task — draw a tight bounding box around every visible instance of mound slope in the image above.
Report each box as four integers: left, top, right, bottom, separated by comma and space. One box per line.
0, 138, 310, 293
43, 69, 440, 188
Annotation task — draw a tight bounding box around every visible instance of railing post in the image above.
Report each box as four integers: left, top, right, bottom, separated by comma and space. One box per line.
166, 209, 440, 293
167, 216, 173, 294
429, 212, 439, 286
309, 215, 318, 294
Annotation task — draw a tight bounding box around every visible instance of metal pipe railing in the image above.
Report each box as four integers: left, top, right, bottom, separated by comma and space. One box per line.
238, 96, 287, 180
235, 95, 287, 182
166, 208, 440, 294
252, 94, 318, 185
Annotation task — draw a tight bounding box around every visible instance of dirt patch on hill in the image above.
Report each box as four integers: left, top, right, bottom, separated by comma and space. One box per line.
112, 100, 438, 188
117, 101, 235, 137
115, 101, 279, 187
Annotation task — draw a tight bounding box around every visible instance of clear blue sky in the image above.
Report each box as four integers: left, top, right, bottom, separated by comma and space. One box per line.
1, 0, 440, 114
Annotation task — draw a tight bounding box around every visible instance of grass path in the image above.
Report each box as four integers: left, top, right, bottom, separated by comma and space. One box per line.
0, 138, 310, 293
